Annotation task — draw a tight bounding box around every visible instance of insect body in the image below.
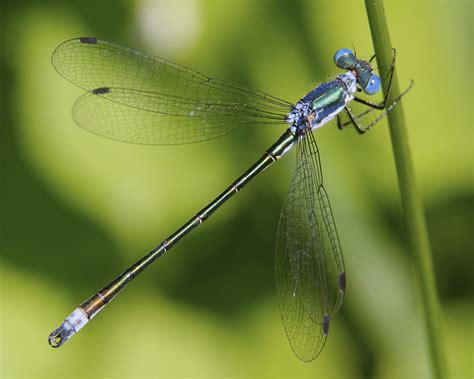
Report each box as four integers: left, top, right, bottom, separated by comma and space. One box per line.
49, 38, 412, 361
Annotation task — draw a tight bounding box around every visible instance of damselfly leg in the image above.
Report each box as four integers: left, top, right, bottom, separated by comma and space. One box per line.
353, 48, 397, 110
337, 78, 414, 134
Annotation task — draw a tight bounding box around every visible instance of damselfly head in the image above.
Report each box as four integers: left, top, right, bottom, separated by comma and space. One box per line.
358, 70, 381, 95
334, 48, 381, 96
334, 48, 357, 69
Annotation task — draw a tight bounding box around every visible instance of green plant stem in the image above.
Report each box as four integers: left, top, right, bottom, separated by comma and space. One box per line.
364, 1, 447, 378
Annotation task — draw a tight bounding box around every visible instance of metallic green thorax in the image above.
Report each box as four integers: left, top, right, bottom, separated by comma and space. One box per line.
311, 85, 345, 111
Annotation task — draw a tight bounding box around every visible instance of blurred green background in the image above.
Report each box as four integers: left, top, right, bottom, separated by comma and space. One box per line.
1, 0, 472, 378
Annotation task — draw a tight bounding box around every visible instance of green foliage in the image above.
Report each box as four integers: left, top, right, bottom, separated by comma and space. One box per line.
0, 1, 471, 377
365, 1, 448, 378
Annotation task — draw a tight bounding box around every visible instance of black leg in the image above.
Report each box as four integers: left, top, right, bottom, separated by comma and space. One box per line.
337, 107, 372, 134
337, 114, 348, 130
337, 79, 414, 134
338, 107, 375, 131
356, 80, 414, 130
343, 107, 369, 134
353, 48, 397, 110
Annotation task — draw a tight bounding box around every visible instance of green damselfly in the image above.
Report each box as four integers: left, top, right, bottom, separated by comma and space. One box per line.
48, 38, 412, 361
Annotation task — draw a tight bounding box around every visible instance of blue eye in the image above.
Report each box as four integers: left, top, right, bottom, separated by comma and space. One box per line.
334, 48, 356, 69
363, 74, 381, 95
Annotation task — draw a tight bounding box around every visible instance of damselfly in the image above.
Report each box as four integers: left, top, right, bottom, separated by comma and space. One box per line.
48, 37, 412, 361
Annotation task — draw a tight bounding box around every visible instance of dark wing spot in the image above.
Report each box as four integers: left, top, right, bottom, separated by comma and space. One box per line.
339, 272, 346, 291
79, 37, 97, 44
92, 87, 110, 95
323, 315, 330, 336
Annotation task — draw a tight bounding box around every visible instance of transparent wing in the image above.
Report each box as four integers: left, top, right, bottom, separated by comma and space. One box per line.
275, 131, 345, 361
52, 38, 292, 144
71, 88, 284, 145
